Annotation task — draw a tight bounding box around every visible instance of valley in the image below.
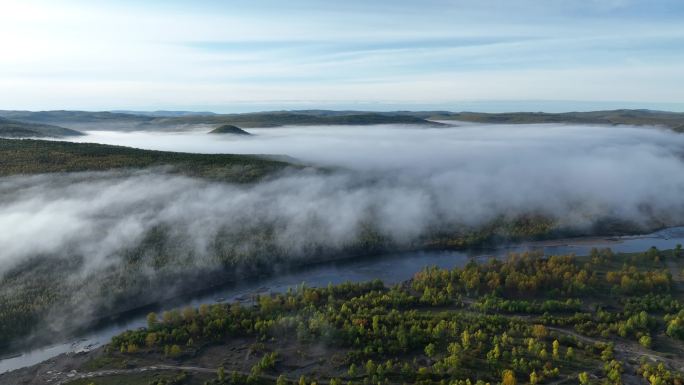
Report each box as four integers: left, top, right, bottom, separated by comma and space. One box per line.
1, 113, 684, 385
4, 246, 684, 385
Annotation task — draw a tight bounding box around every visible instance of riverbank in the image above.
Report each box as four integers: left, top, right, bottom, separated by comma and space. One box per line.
3, 245, 684, 385
2, 227, 684, 375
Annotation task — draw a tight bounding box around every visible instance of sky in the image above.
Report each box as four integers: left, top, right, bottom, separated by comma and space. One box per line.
1, 0, 684, 112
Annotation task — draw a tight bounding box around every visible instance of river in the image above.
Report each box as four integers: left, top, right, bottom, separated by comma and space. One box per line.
2, 226, 684, 373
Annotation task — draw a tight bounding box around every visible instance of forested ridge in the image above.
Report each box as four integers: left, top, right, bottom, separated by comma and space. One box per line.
4, 109, 683, 131
0, 118, 83, 138
0, 110, 441, 129
428, 110, 684, 132
50, 246, 684, 385
0, 139, 291, 181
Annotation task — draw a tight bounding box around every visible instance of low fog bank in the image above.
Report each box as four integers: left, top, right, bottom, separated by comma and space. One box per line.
67, 122, 684, 174
3, 123, 684, 273
59, 121, 217, 133
1, 122, 684, 347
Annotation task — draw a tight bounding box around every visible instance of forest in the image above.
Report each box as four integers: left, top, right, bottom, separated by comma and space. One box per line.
3, 1, 684, 385
427, 110, 684, 132
0, 138, 668, 357
0, 139, 657, 355
2, 109, 683, 132
0, 209, 571, 354
0, 117, 83, 138
0, 189, 603, 356
0, 110, 441, 129
0, 139, 292, 181
43, 246, 684, 385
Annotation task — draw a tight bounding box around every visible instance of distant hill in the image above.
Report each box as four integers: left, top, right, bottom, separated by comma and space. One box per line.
2, 109, 683, 132
111, 110, 217, 117
0, 110, 150, 124
151, 112, 443, 127
208, 124, 251, 135
0, 139, 292, 182
0, 110, 443, 129
430, 109, 684, 131
0, 117, 84, 138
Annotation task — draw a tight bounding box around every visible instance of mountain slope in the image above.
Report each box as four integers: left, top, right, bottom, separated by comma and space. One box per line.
0, 139, 291, 181
208, 124, 251, 135
3, 109, 684, 132
432, 109, 684, 130
0, 110, 443, 129
0, 117, 83, 138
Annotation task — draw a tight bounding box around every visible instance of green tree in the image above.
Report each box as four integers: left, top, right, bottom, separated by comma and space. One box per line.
146, 312, 158, 329
565, 347, 575, 360
552, 339, 560, 359
145, 332, 157, 347
539, 348, 548, 360
462, 330, 471, 350
182, 306, 196, 321
365, 360, 376, 375
425, 343, 436, 358
577, 372, 589, 385
168, 344, 182, 358
604, 360, 623, 385
530, 371, 539, 385
348, 363, 358, 377
579, 372, 590, 385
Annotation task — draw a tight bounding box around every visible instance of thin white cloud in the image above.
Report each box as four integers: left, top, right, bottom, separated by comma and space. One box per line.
0, 0, 682, 109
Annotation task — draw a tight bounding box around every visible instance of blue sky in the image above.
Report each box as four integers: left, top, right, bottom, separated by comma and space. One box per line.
1, 0, 684, 112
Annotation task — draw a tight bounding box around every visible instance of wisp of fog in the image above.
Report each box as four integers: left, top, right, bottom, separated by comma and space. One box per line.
3, 123, 684, 274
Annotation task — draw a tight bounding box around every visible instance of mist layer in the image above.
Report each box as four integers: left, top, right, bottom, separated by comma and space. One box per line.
3, 123, 684, 273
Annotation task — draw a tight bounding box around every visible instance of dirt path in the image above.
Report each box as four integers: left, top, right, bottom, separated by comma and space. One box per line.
50, 365, 260, 385
49, 364, 344, 385
549, 325, 684, 368
548, 325, 684, 385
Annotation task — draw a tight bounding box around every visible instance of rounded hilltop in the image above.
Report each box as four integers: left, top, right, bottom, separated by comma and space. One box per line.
208, 124, 251, 135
